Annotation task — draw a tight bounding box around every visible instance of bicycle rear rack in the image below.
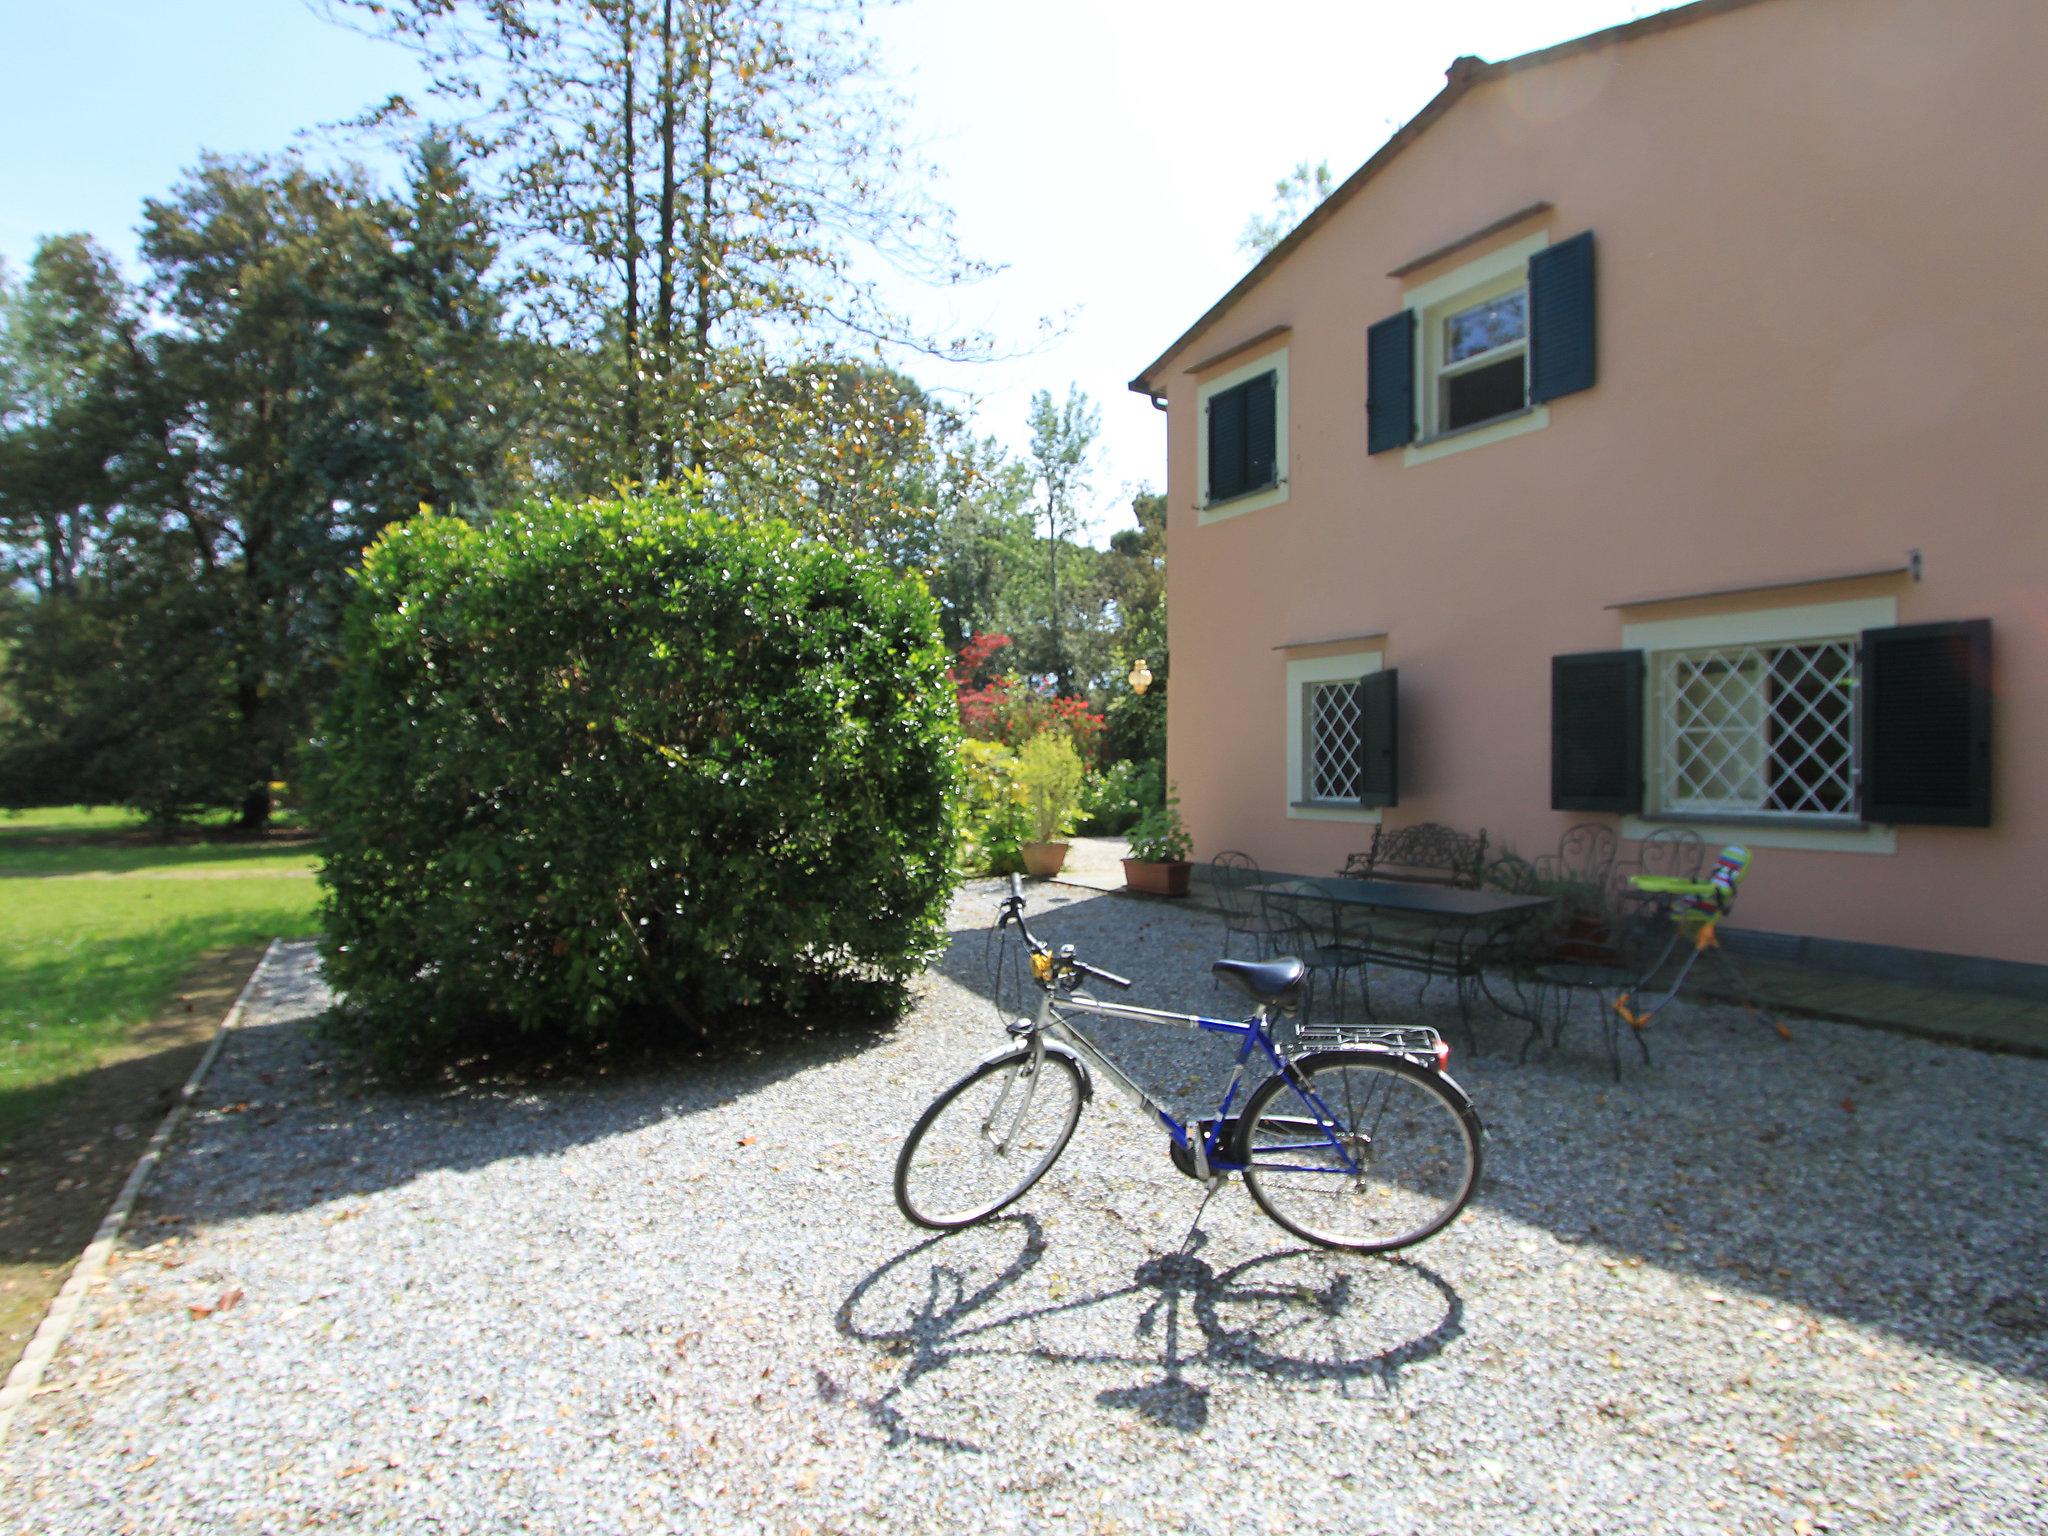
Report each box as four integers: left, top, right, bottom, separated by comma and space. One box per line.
1292, 1022, 1445, 1060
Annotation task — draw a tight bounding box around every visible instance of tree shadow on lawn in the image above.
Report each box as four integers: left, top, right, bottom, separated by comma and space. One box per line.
939, 881, 2048, 1386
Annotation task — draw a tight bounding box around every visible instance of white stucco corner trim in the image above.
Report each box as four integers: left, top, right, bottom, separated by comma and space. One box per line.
1284, 648, 1384, 824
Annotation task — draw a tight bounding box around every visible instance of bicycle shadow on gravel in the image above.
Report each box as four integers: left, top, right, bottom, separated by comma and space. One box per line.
831, 1215, 1462, 1448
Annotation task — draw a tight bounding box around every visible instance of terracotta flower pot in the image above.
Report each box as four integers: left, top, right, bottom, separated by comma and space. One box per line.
1021, 841, 1070, 878
1122, 858, 1192, 897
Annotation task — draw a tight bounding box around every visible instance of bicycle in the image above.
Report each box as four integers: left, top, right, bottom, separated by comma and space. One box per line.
893, 877, 1485, 1253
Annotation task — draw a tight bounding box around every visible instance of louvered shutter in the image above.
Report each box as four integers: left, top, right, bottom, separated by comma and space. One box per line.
1529, 231, 1596, 403
1242, 371, 1276, 490
1207, 384, 1247, 502
1366, 310, 1415, 454
1552, 650, 1643, 811
1357, 669, 1399, 808
1859, 619, 1992, 826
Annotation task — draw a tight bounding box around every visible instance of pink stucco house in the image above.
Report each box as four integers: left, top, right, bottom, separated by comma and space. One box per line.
1131, 0, 2044, 985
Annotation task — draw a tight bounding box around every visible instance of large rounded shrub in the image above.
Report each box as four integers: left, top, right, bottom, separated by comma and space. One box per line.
305, 495, 960, 1064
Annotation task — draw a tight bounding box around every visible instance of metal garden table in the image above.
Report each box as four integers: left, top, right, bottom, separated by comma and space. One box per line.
1252, 877, 1554, 1049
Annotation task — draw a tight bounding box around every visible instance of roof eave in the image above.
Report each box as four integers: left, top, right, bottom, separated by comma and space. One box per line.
1127, 0, 1784, 397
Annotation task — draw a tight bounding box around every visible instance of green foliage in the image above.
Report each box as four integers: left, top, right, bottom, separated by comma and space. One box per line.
1078, 758, 1158, 836
0, 150, 517, 829
304, 493, 960, 1066
1126, 785, 1192, 864
956, 738, 1031, 875
1239, 159, 1336, 258
1016, 732, 1085, 845
0, 808, 321, 1145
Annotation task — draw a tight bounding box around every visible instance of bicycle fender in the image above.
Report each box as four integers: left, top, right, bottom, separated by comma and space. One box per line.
975, 1039, 1095, 1103
1284, 1048, 1481, 1124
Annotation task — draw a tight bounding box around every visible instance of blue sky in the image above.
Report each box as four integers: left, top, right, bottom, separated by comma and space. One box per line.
1, 0, 1676, 536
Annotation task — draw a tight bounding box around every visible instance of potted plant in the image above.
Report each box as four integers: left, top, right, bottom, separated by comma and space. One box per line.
1122, 786, 1193, 897
1016, 732, 1085, 878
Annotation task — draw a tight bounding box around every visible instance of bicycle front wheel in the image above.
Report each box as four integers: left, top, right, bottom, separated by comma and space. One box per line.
1240, 1053, 1482, 1253
894, 1047, 1085, 1229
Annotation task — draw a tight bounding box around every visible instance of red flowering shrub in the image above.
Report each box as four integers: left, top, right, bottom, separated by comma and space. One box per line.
949, 633, 1104, 763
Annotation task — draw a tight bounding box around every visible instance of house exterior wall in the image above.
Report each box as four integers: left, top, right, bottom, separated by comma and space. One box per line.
1150, 0, 2048, 966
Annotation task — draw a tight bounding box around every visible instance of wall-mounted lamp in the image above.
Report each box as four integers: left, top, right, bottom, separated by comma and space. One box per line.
1127, 658, 1154, 695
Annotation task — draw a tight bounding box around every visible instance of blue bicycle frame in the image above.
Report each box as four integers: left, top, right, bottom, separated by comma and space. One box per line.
1030, 983, 1363, 1184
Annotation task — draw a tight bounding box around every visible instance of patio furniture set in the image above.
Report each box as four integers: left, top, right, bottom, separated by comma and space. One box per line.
1211, 823, 1725, 1074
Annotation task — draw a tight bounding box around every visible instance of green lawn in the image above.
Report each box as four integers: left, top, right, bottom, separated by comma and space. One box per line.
0, 807, 322, 1144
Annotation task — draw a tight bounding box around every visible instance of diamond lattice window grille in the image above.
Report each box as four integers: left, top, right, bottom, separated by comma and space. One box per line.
1657, 640, 1859, 818
1309, 680, 1365, 802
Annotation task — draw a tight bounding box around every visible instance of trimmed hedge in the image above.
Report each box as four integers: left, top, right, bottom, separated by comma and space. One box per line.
305, 495, 960, 1064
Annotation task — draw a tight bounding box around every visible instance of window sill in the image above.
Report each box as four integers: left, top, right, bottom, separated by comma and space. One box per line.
1402, 403, 1548, 467
1419, 406, 1536, 445
1623, 813, 1896, 856
1288, 800, 1381, 824
1198, 478, 1289, 524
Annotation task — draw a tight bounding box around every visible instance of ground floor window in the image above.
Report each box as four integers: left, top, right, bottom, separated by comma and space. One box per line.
1308, 679, 1366, 803
1653, 638, 1859, 820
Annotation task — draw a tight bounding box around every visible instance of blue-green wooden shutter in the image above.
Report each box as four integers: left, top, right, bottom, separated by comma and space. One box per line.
1366, 310, 1415, 454
1859, 619, 1992, 826
1208, 384, 1247, 501
1529, 231, 1596, 403
1242, 371, 1276, 490
1357, 669, 1399, 808
1552, 649, 1642, 811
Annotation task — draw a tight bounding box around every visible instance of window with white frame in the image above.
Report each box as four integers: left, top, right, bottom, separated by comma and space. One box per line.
1652, 638, 1860, 820
1307, 678, 1366, 803
1424, 275, 1529, 436
1283, 647, 1384, 821
1196, 347, 1289, 522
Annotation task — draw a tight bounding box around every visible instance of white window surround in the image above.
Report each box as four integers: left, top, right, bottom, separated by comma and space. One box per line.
1401, 230, 1551, 467
1196, 347, 1289, 524
1621, 596, 1898, 854
1285, 649, 1383, 823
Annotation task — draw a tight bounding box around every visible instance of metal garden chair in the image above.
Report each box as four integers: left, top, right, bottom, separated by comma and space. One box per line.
1209, 850, 1293, 962
1262, 877, 1376, 1029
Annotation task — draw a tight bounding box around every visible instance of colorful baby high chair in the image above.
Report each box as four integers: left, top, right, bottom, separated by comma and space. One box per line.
1611, 845, 1790, 1048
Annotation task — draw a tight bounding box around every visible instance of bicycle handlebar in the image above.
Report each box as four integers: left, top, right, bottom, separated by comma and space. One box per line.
1069, 958, 1132, 991
997, 881, 1129, 988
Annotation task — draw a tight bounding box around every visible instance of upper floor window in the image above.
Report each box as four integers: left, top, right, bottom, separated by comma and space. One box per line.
1196, 346, 1290, 523
1208, 370, 1277, 502
1367, 227, 1595, 462
1434, 284, 1529, 434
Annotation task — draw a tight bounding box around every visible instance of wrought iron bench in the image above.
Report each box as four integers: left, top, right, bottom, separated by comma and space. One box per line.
1339, 822, 1489, 889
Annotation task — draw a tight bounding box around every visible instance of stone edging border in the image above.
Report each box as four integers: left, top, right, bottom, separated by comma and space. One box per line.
0, 938, 282, 1449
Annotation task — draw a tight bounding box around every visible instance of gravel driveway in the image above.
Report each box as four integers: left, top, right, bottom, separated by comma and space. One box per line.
6, 880, 2045, 1533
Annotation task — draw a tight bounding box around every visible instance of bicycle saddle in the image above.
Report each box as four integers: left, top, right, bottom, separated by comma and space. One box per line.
1211, 956, 1306, 1009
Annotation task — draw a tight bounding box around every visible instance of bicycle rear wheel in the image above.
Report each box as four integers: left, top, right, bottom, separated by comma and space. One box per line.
895, 1047, 1085, 1229
1240, 1052, 1482, 1253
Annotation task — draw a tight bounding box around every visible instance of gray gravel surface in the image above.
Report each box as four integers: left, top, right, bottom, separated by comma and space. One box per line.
6, 879, 2045, 1533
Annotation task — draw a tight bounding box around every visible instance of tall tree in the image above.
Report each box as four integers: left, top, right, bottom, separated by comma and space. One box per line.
1025, 385, 1100, 692
329, 0, 988, 494
0, 239, 138, 597
0, 150, 514, 825
1239, 159, 1335, 258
